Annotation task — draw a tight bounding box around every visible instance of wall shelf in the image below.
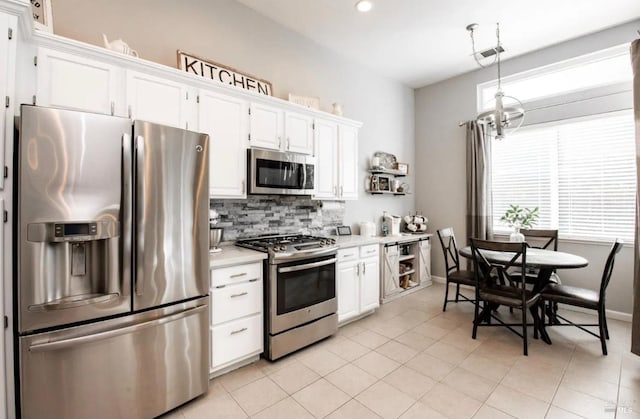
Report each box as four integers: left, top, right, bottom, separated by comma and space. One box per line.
368, 168, 406, 177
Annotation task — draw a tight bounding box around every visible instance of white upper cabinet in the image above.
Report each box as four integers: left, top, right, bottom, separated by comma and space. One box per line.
338, 124, 359, 200
314, 119, 359, 200
36, 47, 124, 116
249, 102, 282, 150
0, 13, 16, 192
126, 70, 194, 129
284, 111, 314, 155
249, 103, 314, 155
198, 90, 248, 198
314, 119, 338, 199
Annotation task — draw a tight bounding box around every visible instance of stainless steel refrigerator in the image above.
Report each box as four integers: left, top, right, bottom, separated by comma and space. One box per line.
14, 105, 210, 419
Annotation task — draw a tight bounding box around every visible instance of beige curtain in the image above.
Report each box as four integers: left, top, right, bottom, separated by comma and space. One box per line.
466, 121, 493, 243
632, 39, 640, 357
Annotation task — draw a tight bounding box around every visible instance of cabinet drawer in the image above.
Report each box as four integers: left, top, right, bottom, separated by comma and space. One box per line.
211, 262, 262, 287
338, 247, 359, 262
211, 314, 263, 369
360, 244, 379, 259
211, 280, 263, 325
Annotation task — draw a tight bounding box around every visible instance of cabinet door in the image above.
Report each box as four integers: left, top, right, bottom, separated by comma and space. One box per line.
126, 70, 192, 129
284, 111, 314, 154
338, 124, 359, 200
313, 119, 338, 199
418, 239, 432, 285
249, 102, 282, 150
0, 14, 16, 192
382, 245, 400, 297
36, 47, 124, 116
360, 256, 380, 312
337, 260, 359, 323
199, 90, 248, 198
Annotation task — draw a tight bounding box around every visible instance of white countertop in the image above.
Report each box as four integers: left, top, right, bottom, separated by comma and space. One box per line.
330, 233, 432, 248
378, 233, 432, 245
208, 233, 433, 269
209, 244, 267, 269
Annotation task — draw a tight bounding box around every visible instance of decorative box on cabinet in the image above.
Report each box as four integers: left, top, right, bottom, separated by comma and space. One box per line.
337, 244, 380, 324
198, 90, 248, 198
209, 262, 263, 376
381, 235, 432, 303
314, 119, 359, 200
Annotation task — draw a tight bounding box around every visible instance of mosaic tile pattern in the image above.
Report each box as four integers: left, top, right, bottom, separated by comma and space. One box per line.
210, 196, 345, 240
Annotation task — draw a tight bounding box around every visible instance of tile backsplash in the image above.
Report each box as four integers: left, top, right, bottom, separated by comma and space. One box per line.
210, 196, 345, 241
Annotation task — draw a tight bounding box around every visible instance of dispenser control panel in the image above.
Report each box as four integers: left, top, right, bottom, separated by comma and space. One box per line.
54, 222, 98, 238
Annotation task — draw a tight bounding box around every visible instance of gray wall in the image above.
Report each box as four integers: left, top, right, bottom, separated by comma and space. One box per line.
416, 20, 640, 315
51, 0, 416, 233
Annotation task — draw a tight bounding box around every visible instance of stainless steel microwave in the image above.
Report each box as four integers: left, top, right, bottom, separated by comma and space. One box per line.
248, 148, 315, 195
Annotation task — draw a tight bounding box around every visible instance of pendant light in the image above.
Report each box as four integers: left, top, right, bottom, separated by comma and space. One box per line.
467, 23, 524, 140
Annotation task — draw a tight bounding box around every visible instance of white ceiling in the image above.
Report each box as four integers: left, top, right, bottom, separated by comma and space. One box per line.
234, 0, 640, 88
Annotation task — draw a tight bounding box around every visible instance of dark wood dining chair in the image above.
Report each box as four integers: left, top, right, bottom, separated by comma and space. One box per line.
513, 229, 560, 284
540, 240, 623, 355
436, 227, 475, 311
470, 238, 543, 356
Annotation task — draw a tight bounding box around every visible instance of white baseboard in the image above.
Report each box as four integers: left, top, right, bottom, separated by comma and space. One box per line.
431, 276, 632, 322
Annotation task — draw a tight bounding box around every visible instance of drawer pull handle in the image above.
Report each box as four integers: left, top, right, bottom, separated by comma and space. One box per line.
366, 250, 376, 254
230, 327, 248, 335
249, 278, 259, 282
215, 285, 226, 289
343, 254, 354, 258
230, 273, 247, 278
230, 292, 248, 298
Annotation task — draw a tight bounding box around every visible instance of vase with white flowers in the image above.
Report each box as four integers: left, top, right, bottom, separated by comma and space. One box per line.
500, 205, 539, 242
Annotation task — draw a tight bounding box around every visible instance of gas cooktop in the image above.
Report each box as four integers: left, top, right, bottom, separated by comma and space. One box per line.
236, 234, 337, 260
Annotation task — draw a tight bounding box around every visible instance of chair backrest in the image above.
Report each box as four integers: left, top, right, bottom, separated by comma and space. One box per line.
521, 229, 558, 251
436, 227, 461, 276
470, 238, 528, 295
598, 239, 623, 302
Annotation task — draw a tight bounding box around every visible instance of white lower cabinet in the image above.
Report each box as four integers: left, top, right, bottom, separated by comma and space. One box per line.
381, 236, 432, 303
337, 244, 380, 324
210, 261, 263, 375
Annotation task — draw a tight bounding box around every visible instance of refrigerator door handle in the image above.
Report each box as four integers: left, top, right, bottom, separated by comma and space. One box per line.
135, 135, 145, 296
28, 304, 207, 353
122, 132, 132, 298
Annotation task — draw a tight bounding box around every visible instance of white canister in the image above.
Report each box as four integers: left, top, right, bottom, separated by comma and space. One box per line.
359, 222, 376, 237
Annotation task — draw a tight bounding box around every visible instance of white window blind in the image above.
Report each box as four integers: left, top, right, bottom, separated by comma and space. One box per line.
491, 111, 636, 242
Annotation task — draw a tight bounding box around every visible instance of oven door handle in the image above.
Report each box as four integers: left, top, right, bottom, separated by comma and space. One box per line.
278, 257, 337, 273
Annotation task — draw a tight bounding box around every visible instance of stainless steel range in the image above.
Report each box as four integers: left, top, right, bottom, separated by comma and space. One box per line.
237, 234, 338, 360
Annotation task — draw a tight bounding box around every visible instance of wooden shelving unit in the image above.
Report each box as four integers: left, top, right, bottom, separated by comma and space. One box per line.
380, 235, 433, 303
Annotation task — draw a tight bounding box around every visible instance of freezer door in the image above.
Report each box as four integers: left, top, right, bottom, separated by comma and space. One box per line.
19, 297, 209, 419
133, 121, 209, 310
17, 105, 132, 333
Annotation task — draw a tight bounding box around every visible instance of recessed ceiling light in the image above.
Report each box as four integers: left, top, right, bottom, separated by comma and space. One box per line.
355, 0, 373, 12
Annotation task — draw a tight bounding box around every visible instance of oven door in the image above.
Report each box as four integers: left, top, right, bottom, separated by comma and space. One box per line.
248, 148, 314, 195
269, 254, 337, 334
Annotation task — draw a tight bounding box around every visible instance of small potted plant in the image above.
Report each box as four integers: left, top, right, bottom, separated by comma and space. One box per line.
500, 205, 539, 242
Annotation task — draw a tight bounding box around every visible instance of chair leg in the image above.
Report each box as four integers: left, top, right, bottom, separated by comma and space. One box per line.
522, 307, 528, 356
455, 283, 460, 302
530, 305, 539, 340
442, 280, 450, 312
602, 304, 610, 340
598, 308, 608, 356
472, 298, 480, 340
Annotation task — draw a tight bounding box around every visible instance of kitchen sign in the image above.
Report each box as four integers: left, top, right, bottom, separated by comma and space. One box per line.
177, 50, 272, 96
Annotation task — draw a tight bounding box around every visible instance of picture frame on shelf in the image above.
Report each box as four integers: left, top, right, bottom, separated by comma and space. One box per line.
395, 163, 409, 175
31, 0, 54, 33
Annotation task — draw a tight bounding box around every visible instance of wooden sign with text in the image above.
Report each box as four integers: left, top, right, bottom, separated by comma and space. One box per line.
177, 50, 272, 96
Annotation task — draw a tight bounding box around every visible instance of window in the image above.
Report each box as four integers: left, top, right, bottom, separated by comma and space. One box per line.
478, 45, 632, 111
491, 111, 636, 242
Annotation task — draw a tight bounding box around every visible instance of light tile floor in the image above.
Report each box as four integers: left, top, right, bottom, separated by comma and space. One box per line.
162, 284, 640, 419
